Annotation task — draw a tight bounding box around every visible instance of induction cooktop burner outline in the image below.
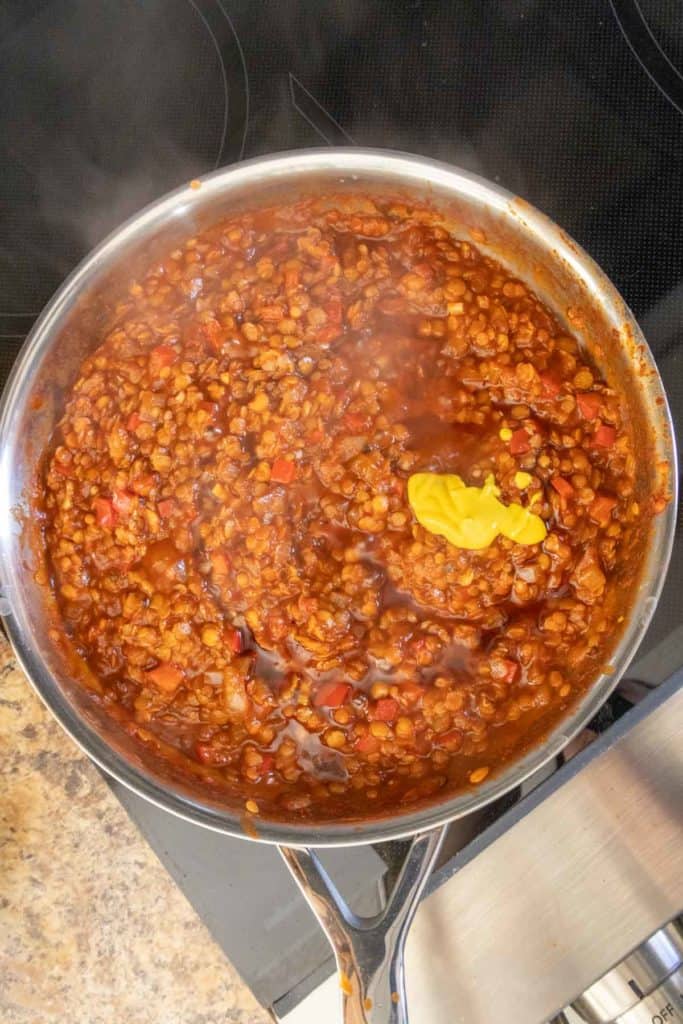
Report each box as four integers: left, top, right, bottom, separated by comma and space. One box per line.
189, 0, 250, 165
611, 0, 683, 115
0, 0, 249, 341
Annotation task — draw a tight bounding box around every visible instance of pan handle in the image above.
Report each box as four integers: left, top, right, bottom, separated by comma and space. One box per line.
279, 825, 446, 1023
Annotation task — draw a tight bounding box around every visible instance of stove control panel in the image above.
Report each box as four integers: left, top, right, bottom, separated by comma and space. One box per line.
614, 968, 682, 1023
562, 918, 683, 1024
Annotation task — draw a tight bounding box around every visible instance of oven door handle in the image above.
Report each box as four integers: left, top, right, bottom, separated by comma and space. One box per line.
279, 825, 446, 1024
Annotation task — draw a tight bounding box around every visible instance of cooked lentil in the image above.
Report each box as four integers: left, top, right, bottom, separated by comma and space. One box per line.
40, 195, 652, 819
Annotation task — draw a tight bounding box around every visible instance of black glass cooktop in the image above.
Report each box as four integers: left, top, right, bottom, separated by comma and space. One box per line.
2, 1, 682, 1016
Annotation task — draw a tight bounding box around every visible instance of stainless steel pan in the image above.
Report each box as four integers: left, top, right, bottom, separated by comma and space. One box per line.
0, 150, 676, 1023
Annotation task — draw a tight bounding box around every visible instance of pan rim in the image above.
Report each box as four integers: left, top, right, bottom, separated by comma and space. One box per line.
0, 146, 677, 847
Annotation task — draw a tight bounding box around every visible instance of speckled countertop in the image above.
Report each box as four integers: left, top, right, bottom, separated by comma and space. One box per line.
0, 632, 271, 1024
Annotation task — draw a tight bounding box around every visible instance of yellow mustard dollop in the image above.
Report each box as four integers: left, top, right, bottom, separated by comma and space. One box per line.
407, 472, 547, 550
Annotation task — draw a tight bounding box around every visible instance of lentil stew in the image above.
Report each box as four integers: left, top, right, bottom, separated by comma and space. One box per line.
38, 194, 658, 820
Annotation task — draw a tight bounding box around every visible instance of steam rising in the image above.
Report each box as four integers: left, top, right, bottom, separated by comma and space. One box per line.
0, 0, 228, 312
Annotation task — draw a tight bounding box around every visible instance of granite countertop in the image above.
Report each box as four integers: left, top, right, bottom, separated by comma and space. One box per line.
0, 632, 272, 1024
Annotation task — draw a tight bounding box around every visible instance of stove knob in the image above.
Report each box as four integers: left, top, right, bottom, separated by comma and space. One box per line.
566, 918, 683, 1024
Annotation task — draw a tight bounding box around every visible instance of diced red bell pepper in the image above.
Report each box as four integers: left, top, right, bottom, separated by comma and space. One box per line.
258, 304, 286, 322
509, 428, 531, 455
259, 753, 275, 774
590, 494, 618, 526
229, 628, 243, 654
270, 239, 289, 258
438, 728, 464, 751
355, 734, 380, 754
93, 497, 116, 528
201, 318, 223, 349
551, 476, 574, 499
126, 412, 142, 431
195, 741, 230, 766
539, 372, 561, 398
576, 392, 601, 420
591, 423, 616, 448
149, 344, 177, 372
492, 658, 519, 684
324, 295, 343, 325
414, 733, 433, 755
400, 682, 424, 704
284, 266, 300, 290
211, 551, 230, 579
271, 457, 297, 484
195, 742, 215, 764
372, 697, 399, 722
147, 662, 184, 692
112, 489, 135, 516
154, 499, 172, 520
157, 498, 176, 518
503, 659, 519, 684
130, 474, 155, 497
54, 458, 75, 476
318, 325, 340, 345
412, 261, 434, 280
343, 412, 366, 431
199, 400, 219, 418
313, 681, 351, 708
